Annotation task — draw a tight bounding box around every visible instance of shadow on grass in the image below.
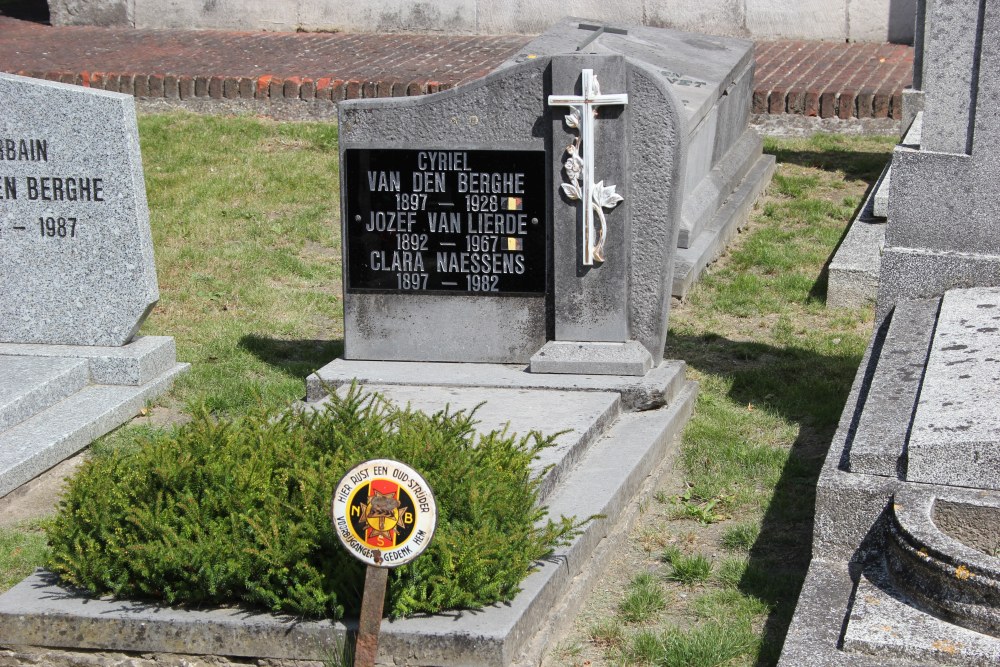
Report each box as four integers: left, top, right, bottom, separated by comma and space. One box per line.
667, 332, 863, 666
239, 334, 343, 380
765, 145, 893, 183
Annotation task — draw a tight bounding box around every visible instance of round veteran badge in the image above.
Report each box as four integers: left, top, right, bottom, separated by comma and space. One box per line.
331, 459, 437, 567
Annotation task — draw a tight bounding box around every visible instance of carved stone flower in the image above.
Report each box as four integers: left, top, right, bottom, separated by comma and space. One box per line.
564, 144, 583, 183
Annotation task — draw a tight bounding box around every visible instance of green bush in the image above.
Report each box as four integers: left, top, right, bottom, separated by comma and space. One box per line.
46, 387, 579, 619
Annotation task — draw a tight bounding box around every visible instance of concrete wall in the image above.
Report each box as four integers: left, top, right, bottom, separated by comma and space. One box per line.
49, 0, 917, 42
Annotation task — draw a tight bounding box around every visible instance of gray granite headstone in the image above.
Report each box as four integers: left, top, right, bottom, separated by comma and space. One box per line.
338, 20, 767, 372
338, 48, 684, 368
0, 72, 159, 347
878, 0, 1000, 321
0, 73, 186, 501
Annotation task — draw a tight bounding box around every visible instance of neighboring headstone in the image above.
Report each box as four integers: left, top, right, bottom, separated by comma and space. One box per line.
336, 19, 772, 372
781, 2, 1000, 665
0, 72, 187, 498
877, 0, 1000, 321
0, 74, 159, 346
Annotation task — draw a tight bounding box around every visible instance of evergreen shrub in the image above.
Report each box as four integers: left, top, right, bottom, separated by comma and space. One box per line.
46, 387, 579, 619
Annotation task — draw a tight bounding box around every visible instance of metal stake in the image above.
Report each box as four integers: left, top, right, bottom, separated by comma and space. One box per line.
353, 563, 388, 667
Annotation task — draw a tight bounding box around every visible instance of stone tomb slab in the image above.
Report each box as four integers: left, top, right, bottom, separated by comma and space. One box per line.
0, 356, 88, 432
847, 297, 939, 476
306, 357, 688, 411
0, 338, 189, 498
0, 72, 159, 347
843, 566, 1000, 666
907, 287, 1000, 490
0, 379, 699, 666
325, 383, 621, 503
0, 335, 180, 386
826, 154, 897, 309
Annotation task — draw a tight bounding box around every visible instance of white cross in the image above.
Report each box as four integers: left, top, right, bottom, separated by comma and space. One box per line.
548, 69, 628, 265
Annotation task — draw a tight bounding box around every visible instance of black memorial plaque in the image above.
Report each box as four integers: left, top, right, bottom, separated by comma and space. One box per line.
344, 149, 547, 295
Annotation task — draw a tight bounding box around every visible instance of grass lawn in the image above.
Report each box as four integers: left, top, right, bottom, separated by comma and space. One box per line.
0, 114, 896, 666
550, 133, 895, 666
139, 113, 344, 416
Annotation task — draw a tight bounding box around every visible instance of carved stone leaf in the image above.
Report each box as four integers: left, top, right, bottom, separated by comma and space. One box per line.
602, 191, 624, 209
565, 109, 581, 129
593, 181, 624, 209
561, 182, 582, 200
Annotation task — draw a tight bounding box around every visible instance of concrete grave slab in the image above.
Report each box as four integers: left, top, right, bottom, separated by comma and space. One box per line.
0, 363, 187, 498
0, 378, 698, 667
324, 383, 623, 503
781, 293, 1000, 665
0, 356, 88, 432
846, 297, 938, 476
0, 289, 187, 504
778, 301, 946, 666
0, 335, 180, 386
826, 111, 924, 310
0, 73, 159, 347
826, 199, 884, 310
307, 357, 688, 411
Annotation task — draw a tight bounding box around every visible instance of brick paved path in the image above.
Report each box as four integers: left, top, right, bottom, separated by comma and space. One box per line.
0, 16, 913, 119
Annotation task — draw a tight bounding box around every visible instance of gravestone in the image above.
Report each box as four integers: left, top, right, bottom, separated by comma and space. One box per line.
0, 72, 187, 497
335, 19, 772, 374
877, 0, 1000, 320
0, 20, 726, 667
514, 21, 775, 298
780, 1, 1000, 665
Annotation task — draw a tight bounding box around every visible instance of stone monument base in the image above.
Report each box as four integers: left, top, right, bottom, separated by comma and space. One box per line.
779, 289, 1000, 666
826, 163, 887, 309
528, 340, 653, 376
826, 114, 921, 309
0, 358, 695, 667
0, 336, 189, 498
